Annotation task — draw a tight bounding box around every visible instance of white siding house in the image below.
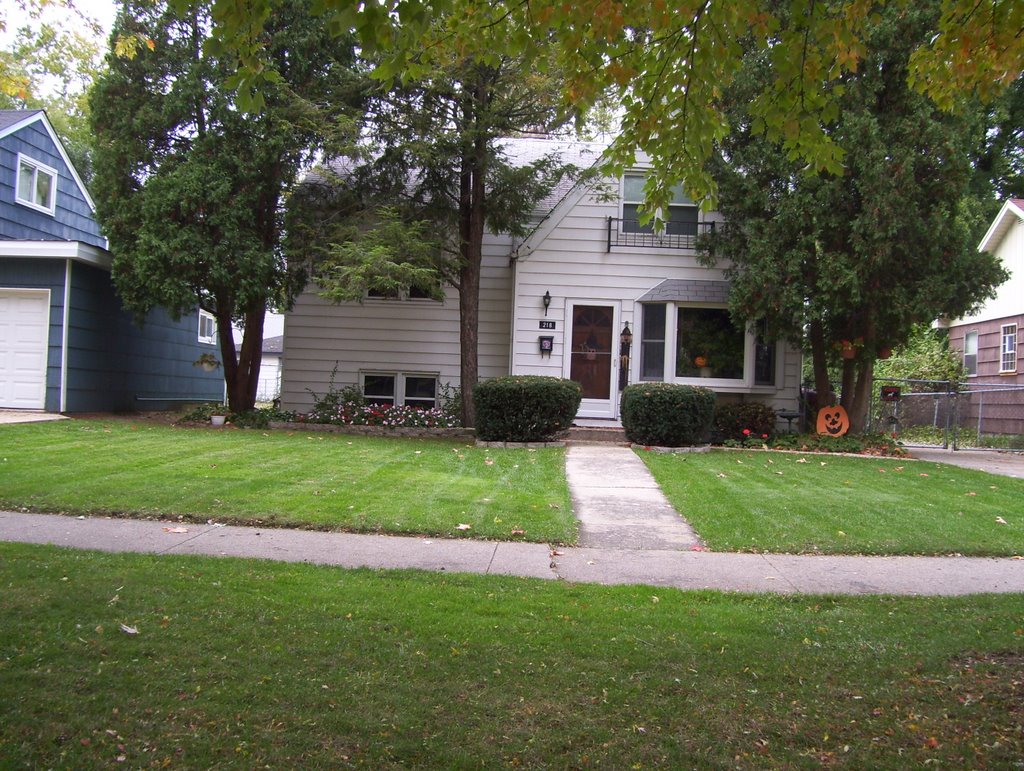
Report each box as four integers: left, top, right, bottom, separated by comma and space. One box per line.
281, 138, 802, 425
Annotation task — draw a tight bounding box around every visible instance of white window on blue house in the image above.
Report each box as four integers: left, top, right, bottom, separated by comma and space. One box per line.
1000, 324, 1017, 373
198, 309, 217, 344
15, 154, 58, 215
361, 372, 437, 409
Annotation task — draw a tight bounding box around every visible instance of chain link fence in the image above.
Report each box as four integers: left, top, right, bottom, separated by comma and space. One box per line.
869, 377, 1024, 450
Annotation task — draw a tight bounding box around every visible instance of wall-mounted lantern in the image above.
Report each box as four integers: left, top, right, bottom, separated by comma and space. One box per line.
618, 322, 633, 391
542, 291, 552, 316
539, 335, 554, 357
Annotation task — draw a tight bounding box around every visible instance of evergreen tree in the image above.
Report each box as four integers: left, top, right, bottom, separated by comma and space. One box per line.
704, 3, 1007, 432
90, 0, 363, 412
288, 52, 579, 426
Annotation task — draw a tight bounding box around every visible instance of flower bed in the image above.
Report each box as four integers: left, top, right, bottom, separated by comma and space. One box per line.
296, 401, 460, 429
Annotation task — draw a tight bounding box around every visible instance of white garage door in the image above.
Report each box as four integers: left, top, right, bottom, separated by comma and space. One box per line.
0, 289, 50, 409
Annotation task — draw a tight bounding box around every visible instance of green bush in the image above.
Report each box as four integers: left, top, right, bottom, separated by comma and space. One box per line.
620, 383, 716, 447
474, 376, 581, 442
713, 401, 778, 442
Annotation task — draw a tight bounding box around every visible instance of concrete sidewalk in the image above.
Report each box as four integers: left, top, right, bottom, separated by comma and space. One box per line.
2, 511, 1023, 596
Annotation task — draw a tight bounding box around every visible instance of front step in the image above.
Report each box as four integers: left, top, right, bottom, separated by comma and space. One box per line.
566, 425, 630, 445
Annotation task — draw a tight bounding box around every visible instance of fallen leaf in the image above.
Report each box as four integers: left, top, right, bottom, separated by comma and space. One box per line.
511, 528, 526, 535
878, 468, 887, 473
995, 517, 1008, 525
820, 461, 827, 466
484, 458, 494, 465
455, 523, 472, 531
919, 473, 929, 477
965, 492, 977, 496
796, 458, 808, 463
119, 624, 138, 636
548, 503, 560, 509
163, 527, 188, 534
716, 472, 728, 478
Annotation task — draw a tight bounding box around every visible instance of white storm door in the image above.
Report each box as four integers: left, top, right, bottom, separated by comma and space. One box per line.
0, 289, 50, 409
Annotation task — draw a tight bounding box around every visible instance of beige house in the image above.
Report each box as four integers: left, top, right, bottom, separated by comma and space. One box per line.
281, 138, 802, 426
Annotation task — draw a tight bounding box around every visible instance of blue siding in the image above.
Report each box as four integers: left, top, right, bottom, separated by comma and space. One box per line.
66, 262, 224, 411
0, 257, 65, 411
0, 120, 105, 248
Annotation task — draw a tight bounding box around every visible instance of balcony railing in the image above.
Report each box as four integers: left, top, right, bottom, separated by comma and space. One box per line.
607, 218, 715, 251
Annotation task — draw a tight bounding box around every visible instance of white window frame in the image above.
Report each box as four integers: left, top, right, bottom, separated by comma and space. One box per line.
198, 309, 217, 344
620, 172, 699, 235
360, 371, 438, 409
1000, 324, 1017, 373
963, 330, 978, 376
15, 154, 58, 215
645, 302, 779, 392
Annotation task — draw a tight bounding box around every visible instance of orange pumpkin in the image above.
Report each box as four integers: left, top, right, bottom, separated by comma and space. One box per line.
816, 405, 850, 437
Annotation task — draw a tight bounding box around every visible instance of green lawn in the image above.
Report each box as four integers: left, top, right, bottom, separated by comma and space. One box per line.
0, 420, 575, 543
640, 448, 1024, 556
1, 543, 1022, 768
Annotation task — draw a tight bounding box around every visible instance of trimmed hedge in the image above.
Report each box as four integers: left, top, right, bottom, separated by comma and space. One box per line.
474, 376, 582, 442
713, 401, 778, 442
620, 383, 716, 447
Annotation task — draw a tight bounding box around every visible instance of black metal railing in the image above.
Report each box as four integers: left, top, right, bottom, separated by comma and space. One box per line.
607, 218, 715, 251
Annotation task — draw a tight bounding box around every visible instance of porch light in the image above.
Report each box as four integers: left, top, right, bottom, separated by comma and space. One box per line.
620, 322, 633, 349
542, 291, 551, 316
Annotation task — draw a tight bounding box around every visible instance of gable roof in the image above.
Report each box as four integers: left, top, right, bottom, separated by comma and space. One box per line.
979, 198, 1024, 254
0, 109, 96, 212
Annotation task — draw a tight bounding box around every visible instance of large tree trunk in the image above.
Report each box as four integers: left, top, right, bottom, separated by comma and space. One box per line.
218, 301, 265, 413
808, 319, 833, 415
848, 358, 874, 434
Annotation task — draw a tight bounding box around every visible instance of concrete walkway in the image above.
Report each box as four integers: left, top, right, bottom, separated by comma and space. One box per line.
566, 445, 702, 550
909, 446, 1024, 479
3, 510, 1023, 596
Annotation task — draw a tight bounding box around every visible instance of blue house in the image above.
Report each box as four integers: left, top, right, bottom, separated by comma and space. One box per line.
0, 110, 223, 412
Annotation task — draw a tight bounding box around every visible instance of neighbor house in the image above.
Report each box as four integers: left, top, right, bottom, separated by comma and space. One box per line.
280, 138, 802, 425
945, 198, 1024, 436
0, 109, 223, 412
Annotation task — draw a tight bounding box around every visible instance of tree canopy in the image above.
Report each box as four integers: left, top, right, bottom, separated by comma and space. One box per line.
204, 0, 1024, 210
90, 0, 364, 412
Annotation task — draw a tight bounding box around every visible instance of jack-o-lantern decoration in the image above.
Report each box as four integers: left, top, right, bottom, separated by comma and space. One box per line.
816, 405, 850, 437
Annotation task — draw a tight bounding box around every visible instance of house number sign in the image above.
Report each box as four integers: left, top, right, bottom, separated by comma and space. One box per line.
539, 321, 556, 330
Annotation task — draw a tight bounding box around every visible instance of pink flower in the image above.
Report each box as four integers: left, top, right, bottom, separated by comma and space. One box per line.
761, 434, 768, 439
742, 429, 751, 436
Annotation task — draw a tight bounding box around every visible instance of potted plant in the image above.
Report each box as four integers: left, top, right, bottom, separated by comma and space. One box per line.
193, 353, 221, 373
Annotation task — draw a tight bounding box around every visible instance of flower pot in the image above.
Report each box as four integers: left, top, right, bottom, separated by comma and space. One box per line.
211, 415, 226, 427
201, 361, 218, 372
840, 346, 856, 360
878, 347, 892, 360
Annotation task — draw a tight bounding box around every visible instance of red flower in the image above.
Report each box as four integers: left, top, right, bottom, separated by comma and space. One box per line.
761, 434, 768, 439
742, 429, 751, 436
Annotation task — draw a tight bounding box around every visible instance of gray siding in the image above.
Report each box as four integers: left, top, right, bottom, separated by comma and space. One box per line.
0, 120, 105, 248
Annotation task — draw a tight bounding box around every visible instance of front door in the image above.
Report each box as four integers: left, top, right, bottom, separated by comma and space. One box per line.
567, 302, 617, 418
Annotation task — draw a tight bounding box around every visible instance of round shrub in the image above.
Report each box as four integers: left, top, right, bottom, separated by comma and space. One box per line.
474, 376, 582, 442
620, 383, 716, 447
713, 401, 778, 442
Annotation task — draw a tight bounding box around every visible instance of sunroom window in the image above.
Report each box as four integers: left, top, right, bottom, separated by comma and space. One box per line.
675, 307, 744, 379
621, 173, 698, 236
16, 154, 57, 215
639, 304, 666, 380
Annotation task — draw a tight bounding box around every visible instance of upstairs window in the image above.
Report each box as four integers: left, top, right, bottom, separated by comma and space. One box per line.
1000, 324, 1017, 373
198, 310, 217, 344
964, 331, 978, 376
621, 173, 698, 236
16, 154, 57, 215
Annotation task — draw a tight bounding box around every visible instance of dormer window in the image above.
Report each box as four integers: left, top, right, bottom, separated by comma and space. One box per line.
16, 154, 58, 215
621, 172, 698, 236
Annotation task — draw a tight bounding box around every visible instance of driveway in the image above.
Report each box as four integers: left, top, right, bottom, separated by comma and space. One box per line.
0, 410, 67, 425
907, 446, 1024, 479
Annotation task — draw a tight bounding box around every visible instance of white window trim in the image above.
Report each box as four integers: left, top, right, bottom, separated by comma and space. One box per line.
1000, 324, 1017, 374
620, 171, 699, 231
657, 302, 779, 392
360, 371, 439, 408
15, 153, 58, 216
963, 330, 979, 377
198, 309, 217, 345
